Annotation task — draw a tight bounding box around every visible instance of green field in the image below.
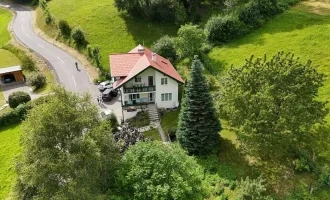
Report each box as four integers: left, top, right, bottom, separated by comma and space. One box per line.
209, 3, 330, 121
0, 8, 11, 47
37, 0, 178, 71
0, 9, 20, 69
0, 125, 22, 199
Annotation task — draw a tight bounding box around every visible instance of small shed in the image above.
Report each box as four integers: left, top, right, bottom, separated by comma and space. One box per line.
0, 66, 24, 84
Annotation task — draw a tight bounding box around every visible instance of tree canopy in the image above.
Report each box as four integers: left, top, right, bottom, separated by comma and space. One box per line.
175, 24, 206, 59
176, 57, 221, 155
217, 52, 328, 158
119, 142, 204, 200
12, 87, 121, 199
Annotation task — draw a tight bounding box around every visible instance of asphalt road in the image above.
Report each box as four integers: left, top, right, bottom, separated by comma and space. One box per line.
0, 2, 98, 97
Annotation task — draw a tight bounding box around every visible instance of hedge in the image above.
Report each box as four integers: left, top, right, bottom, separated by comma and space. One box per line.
0, 96, 49, 127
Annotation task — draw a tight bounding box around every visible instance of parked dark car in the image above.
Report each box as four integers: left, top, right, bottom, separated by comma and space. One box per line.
102, 88, 118, 101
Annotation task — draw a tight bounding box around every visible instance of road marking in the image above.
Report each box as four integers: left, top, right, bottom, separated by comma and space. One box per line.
72, 76, 77, 87
38, 44, 44, 48
21, 24, 24, 29
26, 34, 31, 39
57, 56, 65, 64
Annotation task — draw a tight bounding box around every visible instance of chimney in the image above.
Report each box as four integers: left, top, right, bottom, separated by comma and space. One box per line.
138, 45, 144, 52
152, 53, 156, 62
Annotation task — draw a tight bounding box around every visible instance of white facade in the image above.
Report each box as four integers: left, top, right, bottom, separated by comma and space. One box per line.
116, 67, 179, 109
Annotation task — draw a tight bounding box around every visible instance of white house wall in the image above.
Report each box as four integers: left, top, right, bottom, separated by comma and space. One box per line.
155, 70, 179, 108
123, 68, 155, 88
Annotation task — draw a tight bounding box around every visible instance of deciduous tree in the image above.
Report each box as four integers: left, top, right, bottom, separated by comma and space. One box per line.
12, 87, 120, 199
218, 52, 328, 158
120, 142, 204, 200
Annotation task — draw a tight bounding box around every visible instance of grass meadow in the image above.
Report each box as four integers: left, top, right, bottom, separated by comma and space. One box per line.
0, 9, 20, 69
0, 125, 22, 199
37, 0, 178, 71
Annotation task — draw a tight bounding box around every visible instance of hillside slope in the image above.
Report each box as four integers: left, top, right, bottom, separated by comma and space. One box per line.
37, 0, 177, 71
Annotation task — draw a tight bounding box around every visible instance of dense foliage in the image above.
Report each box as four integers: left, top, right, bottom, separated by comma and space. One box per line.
175, 24, 206, 59
8, 91, 31, 108
120, 142, 204, 199
26, 72, 46, 90
205, 14, 243, 44
177, 57, 221, 155
218, 52, 328, 158
113, 0, 206, 24
71, 27, 87, 46
12, 88, 121, 199
151, 35, 177, 62
58, 19, 71, 37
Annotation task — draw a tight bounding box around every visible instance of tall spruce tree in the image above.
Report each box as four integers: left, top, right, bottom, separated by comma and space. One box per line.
176, 57, 221, 155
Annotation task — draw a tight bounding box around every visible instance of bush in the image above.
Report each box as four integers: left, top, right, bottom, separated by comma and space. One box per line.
151, 35, 176, 62
71, 27, 86, 46
8, 91, 31, 109
27, 73, 46, 90
45, 11, 53, 25
58, 20, 71, 37
293, 157, 311, 172
238, 0, 279, 29
318, 166, 330, 187
205, 15, 244, 44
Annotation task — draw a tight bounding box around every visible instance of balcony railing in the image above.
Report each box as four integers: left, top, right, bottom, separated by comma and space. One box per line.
123, 86, 156, 94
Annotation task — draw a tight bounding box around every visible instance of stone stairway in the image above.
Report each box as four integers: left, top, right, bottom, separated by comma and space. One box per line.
148, 104, 159, 121
147, 104, 170, 143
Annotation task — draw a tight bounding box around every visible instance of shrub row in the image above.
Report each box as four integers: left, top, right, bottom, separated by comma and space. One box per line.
0, 96, 49, 127
205, 0, 301, 44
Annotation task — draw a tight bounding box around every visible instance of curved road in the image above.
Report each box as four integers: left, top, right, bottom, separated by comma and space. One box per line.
0, 2, 98, 97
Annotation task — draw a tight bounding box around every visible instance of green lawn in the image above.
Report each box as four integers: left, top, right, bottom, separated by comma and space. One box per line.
161, 110, 180, 136
0, 8, 11, 47
0, 125, 22, 199
0, 49, 21, 69
209, 3, 330, 122
144, 129, 161, 141
0, 8, 20, 69
37, 0, 178, 71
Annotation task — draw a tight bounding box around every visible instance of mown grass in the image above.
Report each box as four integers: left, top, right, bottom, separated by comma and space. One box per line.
0, 9, 20, 69
0, 9, 11, 47
0, 49, 21, 69
37, 0, 178, 71
144, 129, 161, 141
0, 124, 22, 199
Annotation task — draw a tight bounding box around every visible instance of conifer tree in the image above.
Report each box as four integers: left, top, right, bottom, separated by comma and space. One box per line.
176, 57, 221, 155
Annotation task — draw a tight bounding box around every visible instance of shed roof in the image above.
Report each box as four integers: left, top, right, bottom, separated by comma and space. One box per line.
0, 66, 22, 75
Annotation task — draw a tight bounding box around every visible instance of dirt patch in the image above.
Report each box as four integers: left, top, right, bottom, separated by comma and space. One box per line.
301, 0, 330, 15
31, 10, 99, 81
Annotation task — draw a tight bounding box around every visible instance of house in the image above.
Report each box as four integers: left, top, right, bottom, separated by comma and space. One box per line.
110, 45, 184, 111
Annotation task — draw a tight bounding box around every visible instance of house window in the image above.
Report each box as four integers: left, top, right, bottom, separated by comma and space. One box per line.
161, 78, 168, 85
161, 93, 172, 101
135, 76, 141, 82
129, 94, 140, 100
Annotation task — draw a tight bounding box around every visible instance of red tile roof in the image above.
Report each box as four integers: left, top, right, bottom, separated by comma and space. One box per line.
110, 45, 184, 89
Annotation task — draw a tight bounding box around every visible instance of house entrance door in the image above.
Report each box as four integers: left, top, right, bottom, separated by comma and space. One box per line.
149, 93, 153, 102
148, 76, 153, 86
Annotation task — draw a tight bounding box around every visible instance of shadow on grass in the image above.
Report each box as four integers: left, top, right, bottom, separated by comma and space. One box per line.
119, 13, 178, 47
197, 137, 259, 181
